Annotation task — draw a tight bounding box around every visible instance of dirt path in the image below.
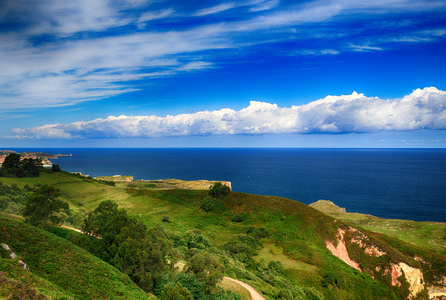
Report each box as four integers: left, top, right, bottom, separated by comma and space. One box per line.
224, 277, 265, 300
175, 261, 264, 300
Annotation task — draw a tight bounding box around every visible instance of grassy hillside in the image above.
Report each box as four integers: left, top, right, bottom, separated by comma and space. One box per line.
1, 171, 446, 299
0, 213, 153, 300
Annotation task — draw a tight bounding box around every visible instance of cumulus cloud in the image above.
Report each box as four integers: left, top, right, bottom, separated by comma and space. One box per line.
9, 87, 446, 139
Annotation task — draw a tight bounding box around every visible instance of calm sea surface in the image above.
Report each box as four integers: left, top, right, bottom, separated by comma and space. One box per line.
13, 148, 446, 222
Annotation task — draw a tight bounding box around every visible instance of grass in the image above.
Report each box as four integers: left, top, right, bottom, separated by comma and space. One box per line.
254, 244, 318, 272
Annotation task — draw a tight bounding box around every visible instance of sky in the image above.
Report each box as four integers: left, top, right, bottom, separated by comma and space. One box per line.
1, 0, 446, 148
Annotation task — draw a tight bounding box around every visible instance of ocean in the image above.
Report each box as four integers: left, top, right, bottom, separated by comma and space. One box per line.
11, 148, 446, 222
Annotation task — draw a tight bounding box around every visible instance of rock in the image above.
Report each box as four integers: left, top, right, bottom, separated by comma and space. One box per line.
325, 228, 361, 271
1, 243, 11, 251
383, 262, 425, 298
10, 252, 17, 259
18, 260, 30, 272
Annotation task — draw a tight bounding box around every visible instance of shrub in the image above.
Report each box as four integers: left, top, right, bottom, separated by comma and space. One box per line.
208, 183, 231, 199
231, 214, 243, 223
200, 196, 215, 212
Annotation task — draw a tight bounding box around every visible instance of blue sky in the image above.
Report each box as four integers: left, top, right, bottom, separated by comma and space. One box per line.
1, 0, 446, 148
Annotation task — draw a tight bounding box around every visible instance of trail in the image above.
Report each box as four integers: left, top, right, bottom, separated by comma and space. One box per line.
224, 277, 265, 300
176, 261, 265, 300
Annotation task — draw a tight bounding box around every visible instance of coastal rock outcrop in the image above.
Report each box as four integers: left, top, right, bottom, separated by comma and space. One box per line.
325, 228, 361, 271
325, 227, 425, 299
382, 263, 424, 299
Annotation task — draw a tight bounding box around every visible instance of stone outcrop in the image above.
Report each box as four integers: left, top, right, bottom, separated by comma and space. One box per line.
348, 227, 387, 257
1, 243, 30, 272
325, 227, 425, 299
325, 228, 361, 271
383, 262, 424, 299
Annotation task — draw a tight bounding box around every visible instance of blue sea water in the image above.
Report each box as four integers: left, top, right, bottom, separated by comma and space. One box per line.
12, 148, 446, 222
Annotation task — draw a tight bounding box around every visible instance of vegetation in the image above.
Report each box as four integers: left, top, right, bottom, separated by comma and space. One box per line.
208, 182, 231, 199
23, 184, 70, 228
1, 171, 445, 300
0, 153, 43, 178
0, 214, 155, 299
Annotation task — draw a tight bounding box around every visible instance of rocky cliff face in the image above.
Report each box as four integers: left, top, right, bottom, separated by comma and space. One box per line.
326, 227, 425, 299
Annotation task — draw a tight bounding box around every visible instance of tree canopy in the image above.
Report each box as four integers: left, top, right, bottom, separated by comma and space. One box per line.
22, 184, 69, 228
1, 153, 42, 177
208, 182, 231, 198
82, 200, 180, 292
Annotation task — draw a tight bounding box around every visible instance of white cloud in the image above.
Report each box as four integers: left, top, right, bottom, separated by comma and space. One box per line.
295, 49, 340, 56
138, 9, 175, 23
249, 0, 280, 12
9, 87, 446, 139
194, 3, 236, 16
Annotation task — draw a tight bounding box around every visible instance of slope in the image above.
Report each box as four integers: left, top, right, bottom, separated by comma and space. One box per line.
0, 213, 153, 300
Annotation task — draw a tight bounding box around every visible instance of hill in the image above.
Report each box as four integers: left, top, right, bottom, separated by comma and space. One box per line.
0, 213, 154, 299
1, 171, 446, 299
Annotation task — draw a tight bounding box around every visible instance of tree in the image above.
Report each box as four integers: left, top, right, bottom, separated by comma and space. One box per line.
52, 164, 61, 172
1, 153, 21, 170
209, 182, 231, 198
21, 158, 42, 177
83, 200, 180, 293
161, 282, 193, 300
23, 184, 69, 228
184, 252, 225, 294
1, 153, 42, 178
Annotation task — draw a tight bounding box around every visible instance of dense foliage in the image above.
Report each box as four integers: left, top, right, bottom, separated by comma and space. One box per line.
208, 182, 231, 198
0, 181, 30, 215
0, 153, 43, 178
23, 184, 70, 228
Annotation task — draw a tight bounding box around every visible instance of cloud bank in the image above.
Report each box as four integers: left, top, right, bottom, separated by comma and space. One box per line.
10, 87, 446, 139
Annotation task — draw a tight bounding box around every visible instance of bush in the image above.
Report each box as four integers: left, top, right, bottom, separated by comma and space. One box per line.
231, 214, 243, 223
208, 183, 231, 199
200, 196, 215, 212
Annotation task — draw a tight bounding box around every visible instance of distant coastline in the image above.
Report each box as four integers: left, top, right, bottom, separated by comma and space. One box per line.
0, 150, 72, 167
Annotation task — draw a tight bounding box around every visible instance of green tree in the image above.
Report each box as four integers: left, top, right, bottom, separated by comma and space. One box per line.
83, 200, 142, 262
52, 164, 61, 172
1, 153, 21, 170
208, 182, 231, 198
161, 282, 193, 300
184, 252, 225, 294
23, 184, 69, 228
83, 200, 179, 293
1, 153, 42, 177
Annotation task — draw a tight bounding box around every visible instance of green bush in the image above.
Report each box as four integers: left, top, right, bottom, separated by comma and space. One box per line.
231, 214, 243, 223
200, 196, 215, 212
208, 183, 231, 199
